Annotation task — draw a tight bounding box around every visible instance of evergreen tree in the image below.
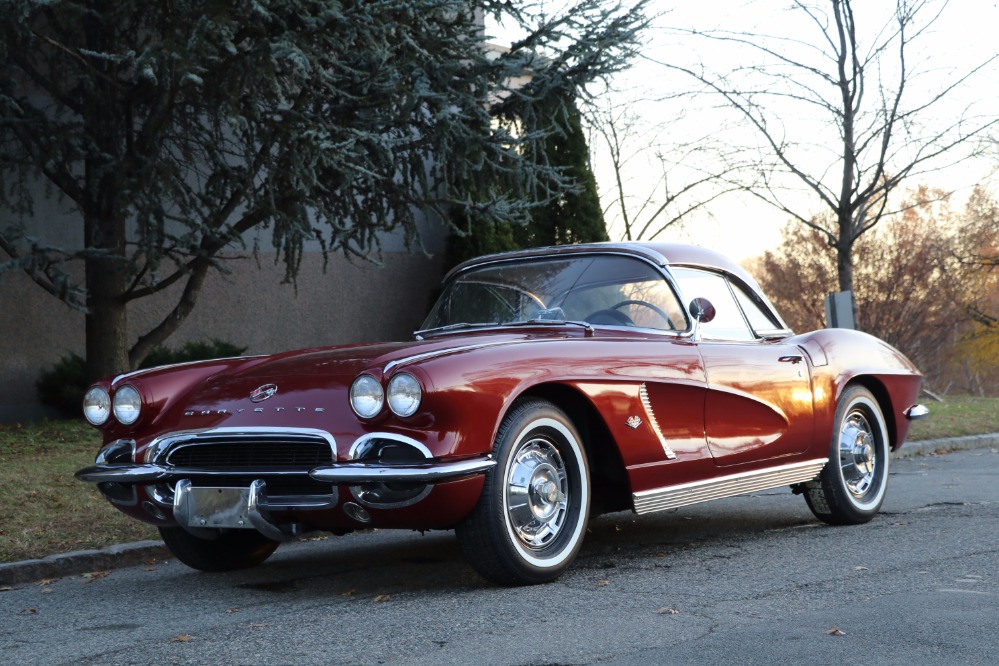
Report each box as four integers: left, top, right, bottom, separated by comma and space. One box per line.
0, 0, 648, 380
445, 94, 608, 271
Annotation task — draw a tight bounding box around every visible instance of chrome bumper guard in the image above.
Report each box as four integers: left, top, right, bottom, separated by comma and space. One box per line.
904, 404, 929, 420
172, 478, 311, 542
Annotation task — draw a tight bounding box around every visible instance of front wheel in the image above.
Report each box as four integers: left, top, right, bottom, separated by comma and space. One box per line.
805, 386, 890, 525
159, 526, 279, 572
457, 399, 590, 585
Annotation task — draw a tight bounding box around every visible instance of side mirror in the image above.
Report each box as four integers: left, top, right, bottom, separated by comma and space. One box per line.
687, 297, 715, 341
688, 297, 716, 324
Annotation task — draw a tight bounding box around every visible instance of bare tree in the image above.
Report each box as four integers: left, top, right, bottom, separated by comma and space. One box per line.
750, 186, 999, 393
652, 0, 998, 329
583, 96, 744, 242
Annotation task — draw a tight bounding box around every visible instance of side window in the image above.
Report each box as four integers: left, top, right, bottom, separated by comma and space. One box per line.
670, 268, 754, 341
732, 283, 781, 333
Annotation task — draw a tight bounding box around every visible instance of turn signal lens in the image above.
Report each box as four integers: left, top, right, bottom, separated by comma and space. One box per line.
113, 385, 142, 425
83, 387, 111, 425
387, 373, 422, 417
350, 374, 384, 418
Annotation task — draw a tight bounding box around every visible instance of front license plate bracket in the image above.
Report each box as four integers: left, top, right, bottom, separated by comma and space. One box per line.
173, 482, 252, 529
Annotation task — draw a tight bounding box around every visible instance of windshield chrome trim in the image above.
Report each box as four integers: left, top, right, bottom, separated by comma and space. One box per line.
426, 250, 693, 338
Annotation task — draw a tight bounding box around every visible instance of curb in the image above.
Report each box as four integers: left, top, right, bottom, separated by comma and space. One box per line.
0, 541, 169, 586
2, 434, 997, 587
892, 432, 999, 459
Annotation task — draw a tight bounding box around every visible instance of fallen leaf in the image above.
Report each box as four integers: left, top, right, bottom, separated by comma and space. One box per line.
144, 568, 156, 572
81, 571, 109, 583
171, 634, 192, 643
826, 627, 847, 636
656, 607, 680, 615
143, 559, 160, 566
36, 578, 58, 586
851, 566, 869, 571
18, 608, 38, 615
596, 579, 610, 587
341, 587, 358, 597
373, 594, 392, 602
225, 608, 241, 614
41, 588, 53, 594
0, 586, 12, 592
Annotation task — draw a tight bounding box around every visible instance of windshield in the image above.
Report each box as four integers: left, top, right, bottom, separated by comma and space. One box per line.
423, 254, 687, 333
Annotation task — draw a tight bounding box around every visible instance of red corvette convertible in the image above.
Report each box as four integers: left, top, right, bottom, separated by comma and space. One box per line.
77, 242, 927, 585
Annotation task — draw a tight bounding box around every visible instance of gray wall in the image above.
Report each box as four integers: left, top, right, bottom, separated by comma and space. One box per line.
0, 250, 444, 423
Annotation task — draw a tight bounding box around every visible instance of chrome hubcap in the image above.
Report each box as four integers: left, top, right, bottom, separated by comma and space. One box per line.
506, 438, 568, 550
839, 411, 877, 499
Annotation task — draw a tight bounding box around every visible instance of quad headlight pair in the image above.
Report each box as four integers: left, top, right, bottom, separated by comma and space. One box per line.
350, 372, 422, 419
82, 385, 141, 426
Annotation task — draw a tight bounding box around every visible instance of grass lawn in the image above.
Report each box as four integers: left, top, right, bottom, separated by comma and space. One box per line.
1, 394, 995, 563
0, 420, 156, 564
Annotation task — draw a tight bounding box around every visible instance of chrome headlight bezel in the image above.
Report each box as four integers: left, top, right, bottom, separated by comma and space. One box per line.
386, 372, 422, 418
350, 374, 384, 418
83, 387, 111, 426
112, 384, 142, 425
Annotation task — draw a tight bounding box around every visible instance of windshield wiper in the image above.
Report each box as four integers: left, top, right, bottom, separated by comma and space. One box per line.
413, 322, 499, 339
499, 318, 594, 334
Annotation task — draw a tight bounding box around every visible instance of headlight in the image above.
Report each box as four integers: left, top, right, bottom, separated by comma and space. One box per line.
113, 385, 142, 425
350, 374, 384, 418
387, 373, 422, 417
83, 387, 111, 425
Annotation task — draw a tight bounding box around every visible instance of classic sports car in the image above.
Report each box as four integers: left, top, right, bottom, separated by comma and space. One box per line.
77, 242, 927, 585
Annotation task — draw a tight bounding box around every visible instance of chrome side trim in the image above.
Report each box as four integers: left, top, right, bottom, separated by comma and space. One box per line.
639, 383, 676, 460
384, 341, 525, 375
310, 456, 495, 484
632, 458, 828, 515
904, 404, 929, 421
112, 356, 267, 386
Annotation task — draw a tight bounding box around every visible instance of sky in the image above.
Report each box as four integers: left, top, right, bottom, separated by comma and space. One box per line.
488, 1, 999, 260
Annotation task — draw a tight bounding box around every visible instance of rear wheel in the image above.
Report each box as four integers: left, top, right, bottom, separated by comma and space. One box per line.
457, 399, 590, 585
805, 386, 890, 525
159, 526, 279, 572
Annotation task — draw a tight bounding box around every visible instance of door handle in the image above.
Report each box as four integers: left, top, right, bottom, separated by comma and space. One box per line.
778, 355, 804, 364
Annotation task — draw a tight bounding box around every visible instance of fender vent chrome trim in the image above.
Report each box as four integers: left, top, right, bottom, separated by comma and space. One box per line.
633, 458, 827, 514
640, 383, 676, 460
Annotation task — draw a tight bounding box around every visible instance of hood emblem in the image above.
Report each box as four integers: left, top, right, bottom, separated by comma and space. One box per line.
626, 415, 642, 429
250, 384, 278, 403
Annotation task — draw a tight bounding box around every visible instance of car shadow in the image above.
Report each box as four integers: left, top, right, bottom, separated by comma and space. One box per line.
166, 492, 821, 597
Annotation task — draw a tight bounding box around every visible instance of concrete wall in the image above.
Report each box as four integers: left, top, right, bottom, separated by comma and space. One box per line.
0, 250, 444, 422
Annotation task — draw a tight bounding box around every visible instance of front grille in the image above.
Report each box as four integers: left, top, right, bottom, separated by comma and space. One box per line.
153, 429, 337, 499
167, 440, 332, 470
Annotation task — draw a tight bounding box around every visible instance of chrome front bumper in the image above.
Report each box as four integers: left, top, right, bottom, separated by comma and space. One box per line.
76, 456, 496, 485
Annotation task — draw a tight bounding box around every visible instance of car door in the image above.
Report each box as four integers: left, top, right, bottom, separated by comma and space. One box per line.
671, 268, 815, 467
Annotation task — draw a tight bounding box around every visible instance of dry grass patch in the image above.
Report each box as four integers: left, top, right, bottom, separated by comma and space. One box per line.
0, 420, 156, 563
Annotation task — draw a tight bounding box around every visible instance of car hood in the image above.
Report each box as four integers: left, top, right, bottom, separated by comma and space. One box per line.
172, 330, 567, 410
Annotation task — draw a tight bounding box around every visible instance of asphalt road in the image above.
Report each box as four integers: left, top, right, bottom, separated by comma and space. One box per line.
3, 446, 997, 665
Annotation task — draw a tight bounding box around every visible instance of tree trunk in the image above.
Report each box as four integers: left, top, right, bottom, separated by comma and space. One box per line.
84, 217, 130, 383
835, 231, 860, 331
